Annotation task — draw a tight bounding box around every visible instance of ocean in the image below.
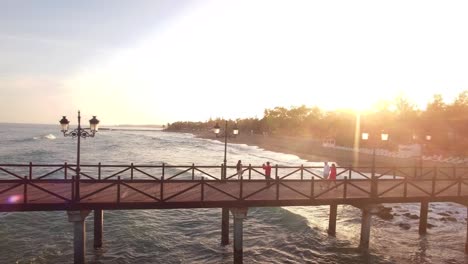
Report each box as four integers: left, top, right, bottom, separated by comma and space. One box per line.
0, 123, 466, 263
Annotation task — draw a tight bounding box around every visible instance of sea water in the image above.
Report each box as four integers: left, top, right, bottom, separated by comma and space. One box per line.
0, 123, 466, 263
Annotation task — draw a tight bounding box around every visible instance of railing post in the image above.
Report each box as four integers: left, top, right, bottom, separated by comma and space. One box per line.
414, 164, 418, 179
221, 163, 224, 180
248, 164, 251, 180
192, 163, 195, 180
23, 176, 28, 204
371, 153, 377, 198
371, 175, 377, 199
275, 164, 278, 179
348, 166, 352, 179
404, 177, 408, 198
162, 163, 165, 180
431, 176, 436, 197
239, 175, 243, 200
300, 165, 304, 180
344, 176, 348, 198
29, 162, 32, 180
65, 162, 68, 180
201, 177, 205, 201
117, 176, 121, 203
453, 166, 456, 179
71, 176, 75, 203
310, 177, 314, 199
276, 176, 280, 200
98, 162, 101, 180
458, 177, 462, 196
131, 163, 134, 180
160, 175, 164, 201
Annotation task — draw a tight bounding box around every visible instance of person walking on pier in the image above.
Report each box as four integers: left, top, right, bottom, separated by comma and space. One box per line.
323, 161, 330, 179
236, 160, 243, 179
322, 161, 330, 190
327, 163, 337, 189
262, 161, 272, 186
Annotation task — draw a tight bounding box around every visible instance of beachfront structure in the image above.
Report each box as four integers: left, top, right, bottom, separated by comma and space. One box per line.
0, 163, 467, 263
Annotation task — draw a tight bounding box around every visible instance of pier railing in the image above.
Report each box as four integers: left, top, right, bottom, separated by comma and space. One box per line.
0, 163, 467, 210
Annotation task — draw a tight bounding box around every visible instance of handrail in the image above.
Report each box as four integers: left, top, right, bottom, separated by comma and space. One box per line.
1, 164, 468, 181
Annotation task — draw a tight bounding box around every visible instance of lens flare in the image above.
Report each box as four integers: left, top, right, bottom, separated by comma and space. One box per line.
7, 195, 22, 203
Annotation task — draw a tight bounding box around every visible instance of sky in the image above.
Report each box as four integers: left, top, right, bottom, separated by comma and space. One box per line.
1, 0, 467, 125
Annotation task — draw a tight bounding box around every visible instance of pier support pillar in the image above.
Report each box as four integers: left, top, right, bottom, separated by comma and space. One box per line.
328, 204, 337, 236
419, 201, 429, 235
67, 210, 91, 264
358, 205, 378, 252
221, 208, 229, 245
231, 208, 248, 264
94, 209, 103, 249
465, 207, 468, 254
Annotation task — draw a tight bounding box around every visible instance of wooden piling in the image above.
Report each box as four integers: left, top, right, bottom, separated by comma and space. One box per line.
465, 207, 468, 254
67, 210, 90, 264
94, 209, 103, 249
328, 204, 337, 236
359, 207, 372, 252
419, 201, 429, 235
231, 208, 248, 264
221, 208, 229, 246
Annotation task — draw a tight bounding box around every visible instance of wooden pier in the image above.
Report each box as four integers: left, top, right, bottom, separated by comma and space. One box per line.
0, 163, 467, 263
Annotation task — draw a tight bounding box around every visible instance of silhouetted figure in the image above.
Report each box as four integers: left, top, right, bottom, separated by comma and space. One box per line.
262, 161, 272, 186
327, 163, 337, 189
236, 160, 243, 180
323, 161, 330, 178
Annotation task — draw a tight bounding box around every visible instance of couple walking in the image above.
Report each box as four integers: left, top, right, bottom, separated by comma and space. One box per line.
235, 160, 272, 183
323, 161, 337, 188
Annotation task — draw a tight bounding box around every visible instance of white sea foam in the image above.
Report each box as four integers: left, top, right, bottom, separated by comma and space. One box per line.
44, 134, 56, 140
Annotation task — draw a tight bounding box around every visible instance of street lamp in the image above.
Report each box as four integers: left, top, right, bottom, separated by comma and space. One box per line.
414, 134, 431, 177
213, 121, 239, 178
361, 131, 389, 197
233, 123, 239, 138
361, 131, 389, 168
213, 120, 238, 246
60, 111, 100, 201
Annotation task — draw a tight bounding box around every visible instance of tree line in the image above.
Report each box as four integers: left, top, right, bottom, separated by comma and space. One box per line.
165, 91, 468, 156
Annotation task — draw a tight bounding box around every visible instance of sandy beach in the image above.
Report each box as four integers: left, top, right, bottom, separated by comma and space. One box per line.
193, 130, 461, 170
195, 131, 389, 166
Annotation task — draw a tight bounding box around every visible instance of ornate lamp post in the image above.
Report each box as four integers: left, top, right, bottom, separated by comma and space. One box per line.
413, 134, 431, 177
60, 111, 100, 201
213, 121, 239, 178
361, 131, 389, 197
213, 120, 238, 246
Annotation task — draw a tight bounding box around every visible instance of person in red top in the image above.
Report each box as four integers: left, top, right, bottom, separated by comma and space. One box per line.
262, 161, 272, 186
327, 163, 337, 189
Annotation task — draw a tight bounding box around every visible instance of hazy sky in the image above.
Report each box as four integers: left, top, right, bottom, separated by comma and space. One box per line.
1, 0, 467, 125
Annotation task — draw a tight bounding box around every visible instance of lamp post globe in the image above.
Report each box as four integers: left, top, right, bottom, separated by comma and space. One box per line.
60, 116, 70, 133
213, 123, 221, 137
381, 132, 389, 141
361, 132, 369, 141
233, 124, 239, 136
89, 116, 100, 132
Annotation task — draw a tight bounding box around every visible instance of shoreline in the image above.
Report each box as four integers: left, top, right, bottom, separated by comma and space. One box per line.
191, 130, 465, 169
193, 130, 384, 167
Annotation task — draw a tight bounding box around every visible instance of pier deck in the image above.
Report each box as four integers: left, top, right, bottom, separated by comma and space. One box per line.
0, 163, 467, 211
